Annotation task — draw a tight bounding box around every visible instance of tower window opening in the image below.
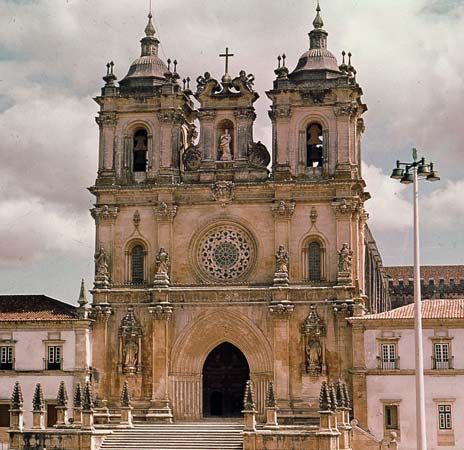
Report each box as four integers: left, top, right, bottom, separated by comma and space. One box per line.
131, 245, 145, 284
133, 129, 148, 172
306, 123, 324, 168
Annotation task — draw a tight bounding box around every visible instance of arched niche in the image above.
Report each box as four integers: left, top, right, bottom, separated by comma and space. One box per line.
216, 119, 235, 161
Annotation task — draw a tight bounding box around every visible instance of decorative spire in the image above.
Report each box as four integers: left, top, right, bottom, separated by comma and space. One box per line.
56, 381, 68, 407
141, 9, 160, 57
121, 381, 132, 407
329, 384, 337, 412
266, 381, 277, 408
11, 381, 24, 409
309, 0, 328, 50
32, 383, 45, 411
313, 0, 324, 29
243, 380, 256, 411
82, 381, 94, 411
73, 383, 83, 408
319, 381, 332, 411
78, 278, 88, 308
335, 379, 346, 409
342, 381, 351, 410
145, 11, 156, 37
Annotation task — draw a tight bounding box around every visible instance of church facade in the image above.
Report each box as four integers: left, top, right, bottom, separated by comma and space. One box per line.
89, 4, 382, 426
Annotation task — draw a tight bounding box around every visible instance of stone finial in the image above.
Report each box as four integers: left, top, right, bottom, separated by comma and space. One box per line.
73, 383, 83, 408
78, 279, 88, 308
329, 384, 337, 412
313, 0, 324, 29
266, 381, 277, 408
319, 381, 332, 411
82, 381, 94, 411
11, 381, 24, 409
32, 383, 45, 411
243, 380, 256, 411
335, 379, 346, 409
342, 381, 351, 410
56, 381, 68, 407
121, 381, 132, 407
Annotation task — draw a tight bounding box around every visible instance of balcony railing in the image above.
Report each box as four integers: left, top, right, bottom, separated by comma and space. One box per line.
377, 356, 400, 370
432, 356, 454, 370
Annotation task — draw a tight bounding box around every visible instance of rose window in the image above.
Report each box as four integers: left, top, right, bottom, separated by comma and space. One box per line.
196, 224, 255, 282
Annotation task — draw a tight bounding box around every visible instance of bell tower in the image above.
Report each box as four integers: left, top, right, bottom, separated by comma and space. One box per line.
267, 1, 367, 182
94, 12, 195, 187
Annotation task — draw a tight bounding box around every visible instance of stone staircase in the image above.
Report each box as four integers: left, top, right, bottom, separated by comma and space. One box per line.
99, 423, 244, 450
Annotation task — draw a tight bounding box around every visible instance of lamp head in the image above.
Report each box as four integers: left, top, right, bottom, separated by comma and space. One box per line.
390, 167, 404, 180
400, 171, 414, 184
417, 162, 431, 177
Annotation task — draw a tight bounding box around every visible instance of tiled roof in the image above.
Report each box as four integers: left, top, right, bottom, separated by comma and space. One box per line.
0, 295, 78, 321
385, 265, 464, 284
352, 299, 464, 321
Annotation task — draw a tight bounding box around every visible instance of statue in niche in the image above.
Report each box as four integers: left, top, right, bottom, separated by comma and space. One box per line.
219, 129, 232, 161
95, 246, 109, 278
155, 248, 170, 274
123, 336, 139, 368
275, 245, 289, 274
338, 243, 353, 273
305, 336, 322, 372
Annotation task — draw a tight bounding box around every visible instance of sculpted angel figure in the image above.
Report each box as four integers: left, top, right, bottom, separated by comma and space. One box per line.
338, 243, 353, 273
156, 248, 170, 274
219, 129, 232, 161
305, 336, 322, 371
123, 337, 138, 368
275, 245, 289, 274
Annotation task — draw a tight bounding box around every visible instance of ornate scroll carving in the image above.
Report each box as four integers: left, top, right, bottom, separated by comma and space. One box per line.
331, 198, 360, 217
302, 305, 326, 376
119, 308, 143, 375
248, 141, 271, 168
271, 200, 295, 218
211, 181, 234, 206
148, 303, 173, 321
269, 105, 292, 120
153, 202, 177, 221
90, 205, 119, 224
95, 113, 117, 128
156, 109, 184, 124
268, 302, 294, 317
334, 102, 359, 117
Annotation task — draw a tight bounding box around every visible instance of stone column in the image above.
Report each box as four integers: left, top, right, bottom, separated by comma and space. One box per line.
234, 108, 256, 160
351, 322, 368, 427
148, 299, 173, 423
96, 112, 117, 177
270, 105, 292, 178
198, 110, 217, 161
268, 298, 294, 410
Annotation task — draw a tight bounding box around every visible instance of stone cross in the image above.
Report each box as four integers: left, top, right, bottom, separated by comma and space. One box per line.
219, 47, 234, 74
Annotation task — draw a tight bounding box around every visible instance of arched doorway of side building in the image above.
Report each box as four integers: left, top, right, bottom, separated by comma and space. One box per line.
202, 342, 250, 418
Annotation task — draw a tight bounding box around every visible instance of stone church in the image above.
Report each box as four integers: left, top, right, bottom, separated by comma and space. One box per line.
90, 2, 385, 428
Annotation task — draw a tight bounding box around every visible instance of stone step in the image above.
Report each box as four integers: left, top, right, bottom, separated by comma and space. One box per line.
99, 423, 243, 450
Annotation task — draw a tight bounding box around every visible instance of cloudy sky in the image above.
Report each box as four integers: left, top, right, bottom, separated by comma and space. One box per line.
0, 0, 463, 303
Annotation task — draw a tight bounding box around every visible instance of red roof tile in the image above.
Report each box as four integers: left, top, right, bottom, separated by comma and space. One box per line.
352, 299, 464, 320
0, 295, 78, 322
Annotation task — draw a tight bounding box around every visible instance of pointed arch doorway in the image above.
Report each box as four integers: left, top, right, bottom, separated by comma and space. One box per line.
202, 342, 250, 418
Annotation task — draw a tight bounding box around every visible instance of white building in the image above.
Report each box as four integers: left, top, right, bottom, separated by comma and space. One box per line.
0, 291, 92, 443
349, 298, 464, 450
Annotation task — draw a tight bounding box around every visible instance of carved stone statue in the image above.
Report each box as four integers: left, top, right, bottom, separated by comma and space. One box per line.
219, 129, 232, 161
338, 243, 353, 273
123, 337, 138, 368
95, 246, 109, 278
305, 337, 322, 372
275, 245, 289, 274
155, 248, 170, 274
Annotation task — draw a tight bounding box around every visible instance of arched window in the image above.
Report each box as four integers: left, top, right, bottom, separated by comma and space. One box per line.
131, 245, 145, 284
306, 123, 323, 167
308, 242, 322, 281
133, 129, 148, 172
302, 238, 326, 283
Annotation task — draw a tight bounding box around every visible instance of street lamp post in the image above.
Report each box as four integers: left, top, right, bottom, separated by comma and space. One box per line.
390, 148, 440, 450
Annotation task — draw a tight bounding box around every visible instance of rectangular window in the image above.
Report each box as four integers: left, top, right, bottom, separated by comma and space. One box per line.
434, 343, 450, 369
438, 405, 452, 430
0, 404, 10, 427
380, 343, 397, 369
47, 346, 61, 370
0, 346, 13, 370
384, 405, 399, 430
